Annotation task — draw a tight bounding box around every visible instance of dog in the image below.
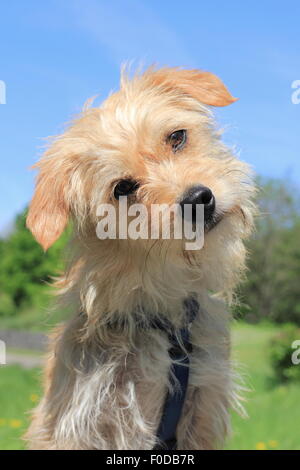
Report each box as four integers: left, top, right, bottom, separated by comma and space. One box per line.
25, 66, 255, 450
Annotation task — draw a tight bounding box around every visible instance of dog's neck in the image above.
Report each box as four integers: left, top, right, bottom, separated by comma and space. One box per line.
62, 235, 205, 331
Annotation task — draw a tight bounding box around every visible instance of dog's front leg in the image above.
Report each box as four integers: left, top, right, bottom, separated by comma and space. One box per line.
177, 370, 231, 450
25, 324, 169, 450
176, 297, 233, 450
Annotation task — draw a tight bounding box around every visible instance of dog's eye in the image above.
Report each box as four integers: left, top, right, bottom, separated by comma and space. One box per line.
168, 129, 187, 152
114, 179, 139, 199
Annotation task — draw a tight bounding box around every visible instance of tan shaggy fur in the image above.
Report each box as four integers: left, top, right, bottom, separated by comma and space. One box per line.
25, 66, 256, 450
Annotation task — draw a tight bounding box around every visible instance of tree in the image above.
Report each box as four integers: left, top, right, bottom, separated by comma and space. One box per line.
0, 209, 69, 316
237, 177, 300, 325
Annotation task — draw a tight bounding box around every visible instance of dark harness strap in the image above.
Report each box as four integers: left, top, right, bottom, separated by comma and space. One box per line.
152, 297, 199, 450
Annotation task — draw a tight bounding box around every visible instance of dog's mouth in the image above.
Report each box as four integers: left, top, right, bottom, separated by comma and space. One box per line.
182, 212, 222, 241
204, 205, 247, 232
204, 212, 223, 232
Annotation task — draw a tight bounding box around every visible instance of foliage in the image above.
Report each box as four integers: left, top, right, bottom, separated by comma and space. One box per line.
0, 209, 70, 317
236, 177, 300, 325
269, 324, 300, 383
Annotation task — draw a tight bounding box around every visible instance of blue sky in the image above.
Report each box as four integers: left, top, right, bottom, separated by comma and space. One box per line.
0, 0, 299, 232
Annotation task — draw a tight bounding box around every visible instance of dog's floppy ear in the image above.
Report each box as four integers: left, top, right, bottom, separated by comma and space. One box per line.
27, 152, 70, 251
149, 68, 237, 107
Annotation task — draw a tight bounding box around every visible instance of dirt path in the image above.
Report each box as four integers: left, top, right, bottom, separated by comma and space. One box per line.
5, 352, 44, 369
0, 329, 46, 369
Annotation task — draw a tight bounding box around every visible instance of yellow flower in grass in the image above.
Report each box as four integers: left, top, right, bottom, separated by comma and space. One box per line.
9, 419, 22, 429
256, 442, 267, 450
269, 440, 278, 449
30, 393, 39, 403
0, 418, 7, 426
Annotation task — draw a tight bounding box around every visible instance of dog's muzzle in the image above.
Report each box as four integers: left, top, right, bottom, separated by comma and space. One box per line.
179, 185, 220, 230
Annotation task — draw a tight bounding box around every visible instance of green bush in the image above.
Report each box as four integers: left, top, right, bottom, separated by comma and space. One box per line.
237, 177, 300, 325
269, 324, 300, 383
0, 209, 70, 316
0, 293, 16, 317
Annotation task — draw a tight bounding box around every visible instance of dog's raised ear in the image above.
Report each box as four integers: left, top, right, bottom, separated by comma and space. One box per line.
148, 68, 237, 107
27, 151, 70, 251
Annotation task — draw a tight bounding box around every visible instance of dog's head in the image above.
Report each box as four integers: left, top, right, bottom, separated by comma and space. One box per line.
27, 67, 255, 290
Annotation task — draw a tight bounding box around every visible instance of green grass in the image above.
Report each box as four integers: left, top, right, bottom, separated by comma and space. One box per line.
0, 365, 41, 450
0, 322, 299, 450
227, 322, 300, 450
0, 304, 70, 332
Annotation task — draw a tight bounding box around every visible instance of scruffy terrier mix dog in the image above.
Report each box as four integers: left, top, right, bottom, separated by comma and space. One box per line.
25, 67, 255, 450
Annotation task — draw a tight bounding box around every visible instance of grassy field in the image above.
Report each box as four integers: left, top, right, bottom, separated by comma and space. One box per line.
0, 304, 69, 332
228, 322, 300, 450
0, 366, 41, 450
0, 322, 299, 450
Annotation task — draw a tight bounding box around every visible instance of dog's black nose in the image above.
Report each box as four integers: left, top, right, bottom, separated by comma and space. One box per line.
180, 185, 215, 223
